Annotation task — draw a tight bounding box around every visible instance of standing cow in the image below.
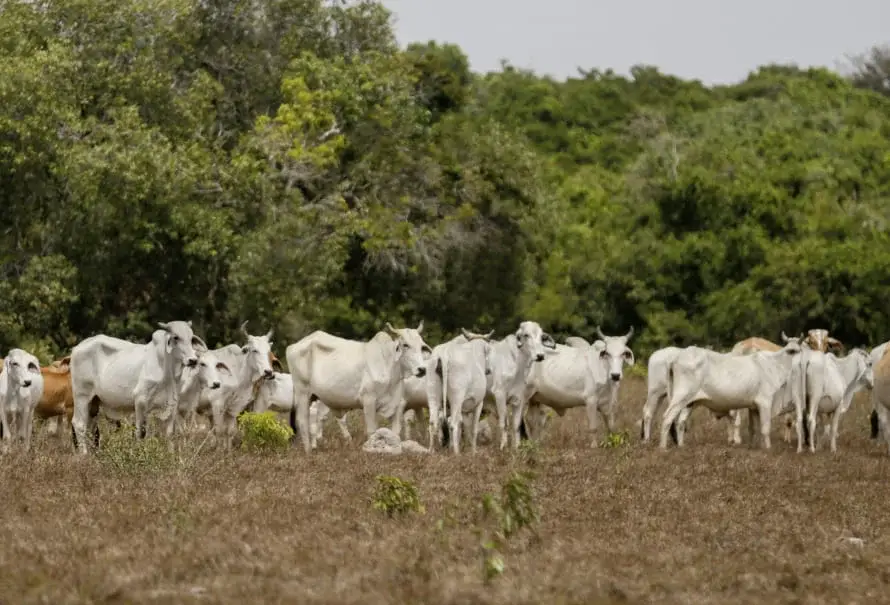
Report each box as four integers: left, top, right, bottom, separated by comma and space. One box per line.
286, 321, 430, 453
0, 348, 45, 452
70, 320, 206, 453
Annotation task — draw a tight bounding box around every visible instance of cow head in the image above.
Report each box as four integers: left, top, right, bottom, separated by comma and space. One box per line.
195, 350, 225, 390
514, 321, 556, 363
240, 321, 275, 381
594, 326, 635, 383
385, 320, 430, 378
805, 328, 843, 354
461, 328, 496, 375
3, 348, 42, 390
779, 331, 805, 356
157, 320, 206, 368
849, 348, 875, 390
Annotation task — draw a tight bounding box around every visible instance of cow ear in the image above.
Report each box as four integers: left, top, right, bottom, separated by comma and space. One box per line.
241, 345, 249, 355
216, 362, 232, 376
624, 347, 635, 366
165, 336, 174, 354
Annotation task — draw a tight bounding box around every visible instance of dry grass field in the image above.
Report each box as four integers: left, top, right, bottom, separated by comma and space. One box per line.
2, 376, 890, 604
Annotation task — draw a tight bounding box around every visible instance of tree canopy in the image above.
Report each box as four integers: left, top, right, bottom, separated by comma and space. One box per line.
1, 0, 888, 361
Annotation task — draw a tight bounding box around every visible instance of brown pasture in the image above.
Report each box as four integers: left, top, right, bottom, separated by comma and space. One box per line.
1, 376, 889, 604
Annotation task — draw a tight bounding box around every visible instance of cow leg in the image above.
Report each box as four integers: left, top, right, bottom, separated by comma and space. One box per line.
389, 399, 405, 442
794, 394, 806, 453
724, 410, 741, 446
870, 408, 881, 439
659, 400, 688, 449
307, 404, 319, 449
754, 402, 772, 450
675, 406, 693, 446
0, 409, 10, 446
877, 404, 890, 455
402, 409, 415, 441
210, 400, 227, 450
449, 405, 462, 455
133, 395, 150, 440
361, 397, 379, 440
468, 403, 484, 454
491, 394, 509, 450
828, 411, 841, 453
293, 391, 312, 454
807, 402, 818, 454
21, 406, 35, 452
641, 389, 663, 443
584, 402, 602, 448
508, 398, 527, 451
334, 410, 352, 442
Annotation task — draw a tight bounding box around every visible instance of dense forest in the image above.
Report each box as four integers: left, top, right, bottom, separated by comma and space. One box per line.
1, 0, 889, 362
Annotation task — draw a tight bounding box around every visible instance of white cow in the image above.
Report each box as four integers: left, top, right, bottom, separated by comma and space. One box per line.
641, 345, 745, 447
70, 320, 206, 453
195, 322, 276, 449
0, 348, 45, 451
172, 349, 224, 433
252, 371, 351, 450
869, 341, 888, 439
660, 334, 803, 449
524, 327, 635, 446
473, 321, 556, 449
426, 329, 494, 453
286, 321, 429, 453
793, 348, 873, 453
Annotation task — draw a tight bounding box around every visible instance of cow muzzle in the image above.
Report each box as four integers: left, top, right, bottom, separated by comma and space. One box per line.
186, 357, 198, 368
210, 381, 221, 390
22, 380, 31, 388
415, 367, 427, 378
535, 354, 545, 362
263, 369, 274, 380
610, 372, 621, 382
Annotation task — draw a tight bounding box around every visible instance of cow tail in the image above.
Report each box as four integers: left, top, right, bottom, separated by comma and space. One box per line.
666, 359, 679, 445
440, 353, 451, 447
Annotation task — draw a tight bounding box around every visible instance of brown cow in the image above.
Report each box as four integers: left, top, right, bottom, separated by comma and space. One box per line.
34, 356, 75, 437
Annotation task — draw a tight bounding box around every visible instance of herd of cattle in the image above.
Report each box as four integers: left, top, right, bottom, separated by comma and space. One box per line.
2, 320, 890, 457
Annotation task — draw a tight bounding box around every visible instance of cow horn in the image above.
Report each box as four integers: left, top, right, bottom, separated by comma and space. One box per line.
484, 329, 495, 340
461, 328, 473, 340
595, 326, 606, 340
781, 331, 789, 343
240, 320, 250, 338
385, 322, 399, 336
416, 320, 424, 334
192, 335, 208, 352
265, 328, 274, 340
624, 326, 635, 340
157, 321, 171, 331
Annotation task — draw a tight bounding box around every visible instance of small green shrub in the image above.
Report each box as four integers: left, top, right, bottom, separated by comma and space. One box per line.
600, 430, 630, 449
478, 471, 540, 583
371, 475, 423, 517
238, 411, 293, 453
516, 438, 540, 467
97, 421, 177, 475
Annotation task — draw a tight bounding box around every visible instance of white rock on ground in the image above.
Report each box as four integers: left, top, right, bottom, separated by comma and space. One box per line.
361, 428, 430, 455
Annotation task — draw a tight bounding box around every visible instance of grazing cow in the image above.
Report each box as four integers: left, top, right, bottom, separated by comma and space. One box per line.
70, 320, 206, 453
0, 348, 45, 451
660, 333, 803, 450
196, 322, 276, 449
287, 321, 430, 453
426, 329, 494, 453
868, 341, 888, 439
793, 348, 873, 453
524, 327, 635, 446
252, 371, 351, 450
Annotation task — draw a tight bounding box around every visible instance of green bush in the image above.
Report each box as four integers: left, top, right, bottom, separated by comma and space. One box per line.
237, 411, 293, 453
600, 430, 630, 449
371, 475, 424, 517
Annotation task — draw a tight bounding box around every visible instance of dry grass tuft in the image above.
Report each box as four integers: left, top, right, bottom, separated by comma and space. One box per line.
3, 378, 890, 604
